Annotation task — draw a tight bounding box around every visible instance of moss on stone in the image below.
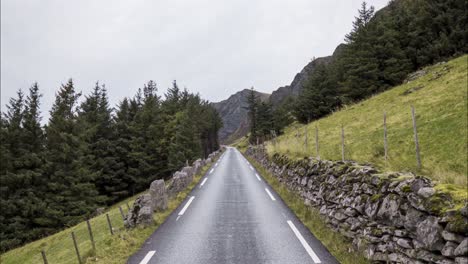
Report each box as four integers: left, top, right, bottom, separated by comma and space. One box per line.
370, 194, 382, 202
446, 212, 468, 234
434, 184, 467, 211
425, 192, 453, 215
391, 174, 414, 182
371, 228, 383, 236
401, 185, 412, 193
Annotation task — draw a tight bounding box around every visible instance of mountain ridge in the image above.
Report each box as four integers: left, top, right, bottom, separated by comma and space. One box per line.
214, 45, 344, 143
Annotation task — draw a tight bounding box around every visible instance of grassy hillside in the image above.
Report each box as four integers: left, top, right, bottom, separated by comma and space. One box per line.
0, 164, 213, 264
267, 55, 467, 187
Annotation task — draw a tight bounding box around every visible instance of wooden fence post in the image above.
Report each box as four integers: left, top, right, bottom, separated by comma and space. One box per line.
341, 125, 345, 162
106, 213, 114, 235
71, 232, 82, 264
315, 126, 320, 159
41, 250, 48, 264
86, 220, 96, 254
411, 106, 422, 169
126, 202, 130, 211
384, 111, 388, 162
119, 206, 125, 220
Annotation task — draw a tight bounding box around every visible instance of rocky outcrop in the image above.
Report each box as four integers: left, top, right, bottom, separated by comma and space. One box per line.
213, 45, 345, 144
246, 147, 467, 263
212, 89, 270, 144
269, 55, 333, 106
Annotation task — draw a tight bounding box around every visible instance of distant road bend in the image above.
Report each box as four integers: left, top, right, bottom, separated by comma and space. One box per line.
128, 147, 338, 264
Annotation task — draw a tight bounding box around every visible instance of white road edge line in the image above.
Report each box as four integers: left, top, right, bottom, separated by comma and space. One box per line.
209, 168, 214, 174
139, 250, 156, 264
200, 177, 208, 187
255, 173, 262, 181
264, 188, 276, 201
287, 220, 321, 263
178, 196, 195, 216
249, 165, 254, 171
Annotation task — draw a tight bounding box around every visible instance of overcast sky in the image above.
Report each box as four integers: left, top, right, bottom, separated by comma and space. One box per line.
1, 0, 388, 121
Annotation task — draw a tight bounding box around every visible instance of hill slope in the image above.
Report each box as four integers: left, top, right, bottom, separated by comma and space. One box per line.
267, 55, 467, 186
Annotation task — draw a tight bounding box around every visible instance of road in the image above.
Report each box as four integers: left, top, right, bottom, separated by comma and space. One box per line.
128, 147, 339, 264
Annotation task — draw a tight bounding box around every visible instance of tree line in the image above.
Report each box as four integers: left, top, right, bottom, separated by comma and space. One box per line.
0, 80, 222, 251
294, 0, 466, 123
246, 0, 466, 142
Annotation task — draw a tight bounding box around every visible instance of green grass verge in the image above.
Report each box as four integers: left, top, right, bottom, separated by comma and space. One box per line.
244, 155, 370, 264
268, 55, 467, 187
0, 161, 216, 264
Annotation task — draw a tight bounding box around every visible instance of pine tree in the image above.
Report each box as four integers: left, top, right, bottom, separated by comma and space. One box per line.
245, 87, 259, 143
44, 79, 103, 228
79, 83, 122, 204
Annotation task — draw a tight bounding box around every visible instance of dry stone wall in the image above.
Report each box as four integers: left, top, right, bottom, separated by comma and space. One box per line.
246, 147, 467, 264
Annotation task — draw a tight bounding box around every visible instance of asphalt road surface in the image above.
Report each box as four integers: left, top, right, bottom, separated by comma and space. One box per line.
128, 147, 339, 264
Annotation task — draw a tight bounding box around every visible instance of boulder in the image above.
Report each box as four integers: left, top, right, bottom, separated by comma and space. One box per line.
416, 216, 445, 251
124, 193, 154, 228
167, 171, 188, 197
181, 166, 195, 184
149, 179, 168, 211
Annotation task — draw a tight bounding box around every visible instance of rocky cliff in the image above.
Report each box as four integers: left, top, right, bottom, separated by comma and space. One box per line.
214, 45, 344, 143
212, 89, 270, 144
269, 55, 333, 106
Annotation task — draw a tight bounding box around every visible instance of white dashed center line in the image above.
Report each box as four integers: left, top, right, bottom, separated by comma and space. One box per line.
209, 168, 214, 174
255, 173, 262, 181
200, 177, 208, 187
139, 251, 156, 264
287, 220, 321, 263
264, 188, 276, 201
178, 196, 195, 216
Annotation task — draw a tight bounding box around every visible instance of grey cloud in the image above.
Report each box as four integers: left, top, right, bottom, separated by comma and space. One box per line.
1, 0, 389, 121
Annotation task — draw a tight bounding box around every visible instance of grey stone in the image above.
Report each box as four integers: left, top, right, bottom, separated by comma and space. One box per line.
442, 230, 465, 243
416, 249, 447, 262
181, 166, 195, 184
334, 210, 347, 221
168, 171, 188, 196
436, 259, 456, 264
364, 199, 380, 219
454, 238, 468, 256
149, 179, 168, 211
441, 241, 458, 257
394, 229, 408, 237
455, 257, 468, 264
397, 238, 413, 249
404, 207, 428, 232
416, 216, 445, 251
376, 194, 401, 225
418, 187, 436, 198
388, 252, 413, 263
124, 193, 154, 228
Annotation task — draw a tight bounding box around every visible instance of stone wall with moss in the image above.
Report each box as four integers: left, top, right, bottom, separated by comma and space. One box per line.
246, 147, 467, 264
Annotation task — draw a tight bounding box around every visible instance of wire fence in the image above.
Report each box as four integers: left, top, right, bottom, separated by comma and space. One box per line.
270, 106, 423, 169
38, 200, 134, 264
